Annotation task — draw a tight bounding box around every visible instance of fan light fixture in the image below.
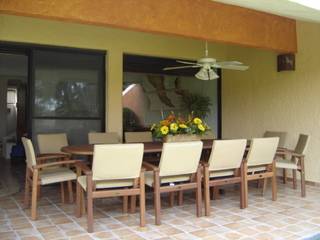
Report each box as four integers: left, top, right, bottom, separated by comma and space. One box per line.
195, 68, 219, 81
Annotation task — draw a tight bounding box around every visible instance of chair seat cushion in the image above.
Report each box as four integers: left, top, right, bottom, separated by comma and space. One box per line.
145, 171, 191, 187
40, 167, 77, 185
276, 159, 298, 169
247, 166, 267, 173
77, 176, 134, 191
210, 170, 235, 178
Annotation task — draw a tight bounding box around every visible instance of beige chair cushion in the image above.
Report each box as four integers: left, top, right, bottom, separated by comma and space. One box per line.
124, 132, 153, 143
247, 137, 279, 167
294, 134, 309, 155
37, 133, 68, 154
264, 131, 287, 148
77, 176, 134, 190
210, 170, 235, 178
92, 144, 144, 181
145, 171, 191, 187
276, 159, 298, 170
247, 166, 267, 173
22, 137, 37, 167
40, 167, 76, 185
88, 132, 120, 144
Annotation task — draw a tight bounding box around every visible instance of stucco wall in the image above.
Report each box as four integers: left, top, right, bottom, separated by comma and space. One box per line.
222, 21, 320, 183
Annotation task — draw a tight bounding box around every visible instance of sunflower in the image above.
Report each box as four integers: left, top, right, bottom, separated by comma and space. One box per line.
170, 123, 178, 132
198, 124, 205, 132
193, 117, 202, 125
160, 126, 169, 135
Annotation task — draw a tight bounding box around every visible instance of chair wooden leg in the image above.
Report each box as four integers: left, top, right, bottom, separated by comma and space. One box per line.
213, 187, 220, 200
210, 187, 214, 200
300, 157, 306, 197
67, 181, 73, 203
154, 170, 161, 225
177, 191, 183, 206
81, 189, 86, 214
139, 171, 146, 227
130, 178, 139, 213
240, 163, 245, 209
37, 185, 41, 200
195, 166, 202, 217
75, 181, 82, 218
292, 169, 297, 189
262, 178, 268, 196
169, 192, 174, 207
283, 169, 287, 184
123, 195, 128, 214
271, 163, 277, 201
86, 178, 94, 233
24, 168, 30, 209
31, 170, 39, 220
60, 182, 65, 204
243, 162, 248, 208
203, 165, 210, 216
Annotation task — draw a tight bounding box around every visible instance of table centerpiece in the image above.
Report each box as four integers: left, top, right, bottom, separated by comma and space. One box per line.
151, 112, 209, 142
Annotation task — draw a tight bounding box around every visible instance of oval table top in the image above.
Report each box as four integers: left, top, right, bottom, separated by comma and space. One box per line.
61, 139, 214, 156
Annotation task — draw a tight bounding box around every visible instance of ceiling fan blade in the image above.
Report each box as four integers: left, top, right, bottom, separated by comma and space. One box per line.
216, 61, 244, 65
176, 60, 197, 65
163, 65, 201, 71
214, 64, 249, 71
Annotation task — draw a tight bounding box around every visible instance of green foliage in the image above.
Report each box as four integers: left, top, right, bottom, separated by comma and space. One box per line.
182, 93, 212, 119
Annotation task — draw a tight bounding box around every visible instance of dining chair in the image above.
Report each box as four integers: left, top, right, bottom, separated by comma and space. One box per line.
124, 131, 153, 143
276, 134, 309, 197
143, 141, 203, 225
75, 144, 145, 232
22, 137, 78, 220
203, 139, 247, 216
37, 133, 74, 202
263, 131, 287, 148
243, 137, 279, 208
88, 132, 120, 144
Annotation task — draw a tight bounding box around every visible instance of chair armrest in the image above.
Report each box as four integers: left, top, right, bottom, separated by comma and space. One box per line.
36, 154, 70, 162
291, 152, 304, 158
38, 153, 71, 159
142, 162, 159, 171
75, 161, 92, 176
34, 160, 80, 169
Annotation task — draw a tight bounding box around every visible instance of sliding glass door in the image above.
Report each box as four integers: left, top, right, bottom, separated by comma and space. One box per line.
31, 49, 105, 145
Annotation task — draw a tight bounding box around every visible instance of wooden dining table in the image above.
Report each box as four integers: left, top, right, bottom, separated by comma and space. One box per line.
61, 139, 214, 156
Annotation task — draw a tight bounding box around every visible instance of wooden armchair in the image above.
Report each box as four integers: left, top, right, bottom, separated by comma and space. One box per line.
242, 137, 279, 208
75, 144, 145, 232
22, 137, 78, 220
276, 134, 309, 197
203, 139, 247, 216
143, 141, 203, 225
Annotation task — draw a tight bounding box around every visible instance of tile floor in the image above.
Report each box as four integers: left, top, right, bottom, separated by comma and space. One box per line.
1, 181, 320, 240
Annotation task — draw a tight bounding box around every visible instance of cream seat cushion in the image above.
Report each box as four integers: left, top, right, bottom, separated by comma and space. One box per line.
77, 176, 134, 190
276, 159, 298, 169
40, 167, 76, 185
210, 170, 235, 178
145, 171, 191, 187
247, 166, 267, 173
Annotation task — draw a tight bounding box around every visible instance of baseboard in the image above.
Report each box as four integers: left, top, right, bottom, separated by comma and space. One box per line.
277, 176, 320, 187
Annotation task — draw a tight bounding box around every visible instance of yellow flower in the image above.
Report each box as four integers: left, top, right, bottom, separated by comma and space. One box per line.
193, 117, 202, 124
179, 124, 188, 129
160, 126, 169, 135
170, 123, 178, 132
198, 124, 205, 132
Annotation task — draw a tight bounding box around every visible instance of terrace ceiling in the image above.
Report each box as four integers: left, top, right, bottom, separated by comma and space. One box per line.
0, 0, 297, 53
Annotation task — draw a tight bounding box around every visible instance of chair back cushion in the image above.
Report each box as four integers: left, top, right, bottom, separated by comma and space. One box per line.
37, 133, 68, 154
246, 137, 279, 167
21, 137, 37, 167
294, 134, 310, 154
263, 131, 287, 148
88, 132, 120, 144
92, 144, 144, 181
159, 141, 203, 177
124, 131, 152, 143
208, 139, 247, 171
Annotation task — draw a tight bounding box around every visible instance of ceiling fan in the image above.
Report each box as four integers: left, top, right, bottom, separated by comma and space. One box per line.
163, 42, 249, 80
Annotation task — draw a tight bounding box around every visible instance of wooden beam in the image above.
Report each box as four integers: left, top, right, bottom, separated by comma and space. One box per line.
0, 0, 297, 53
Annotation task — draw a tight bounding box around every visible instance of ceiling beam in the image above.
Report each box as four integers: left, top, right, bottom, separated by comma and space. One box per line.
0, 0, 297, 53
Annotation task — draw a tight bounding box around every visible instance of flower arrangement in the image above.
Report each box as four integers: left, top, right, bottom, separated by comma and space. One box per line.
151, 112, 209, 139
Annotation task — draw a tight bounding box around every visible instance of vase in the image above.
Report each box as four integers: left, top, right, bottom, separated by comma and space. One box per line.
163, 134, 201, 142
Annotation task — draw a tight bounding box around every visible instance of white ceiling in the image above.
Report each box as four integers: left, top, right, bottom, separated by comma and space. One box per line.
213, 0, 320, 23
